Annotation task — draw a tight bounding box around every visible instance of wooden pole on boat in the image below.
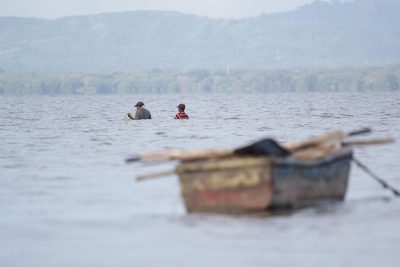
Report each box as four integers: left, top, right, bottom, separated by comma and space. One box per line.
136, 170, 176, 181
283, 128, 372, 151
126, 149, 232, 163
353, 157, 400, 197
342, 138, 394, 146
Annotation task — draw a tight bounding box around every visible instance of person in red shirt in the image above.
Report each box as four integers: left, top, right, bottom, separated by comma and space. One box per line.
175, 103, 189, 119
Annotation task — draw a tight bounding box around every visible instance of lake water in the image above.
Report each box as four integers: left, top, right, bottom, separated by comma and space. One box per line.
1, 93, 399, 267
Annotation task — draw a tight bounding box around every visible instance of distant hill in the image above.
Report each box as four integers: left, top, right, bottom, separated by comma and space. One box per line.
0, 0, 399, 72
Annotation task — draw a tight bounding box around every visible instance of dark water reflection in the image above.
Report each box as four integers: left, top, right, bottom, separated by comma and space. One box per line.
0, 93, 399, 267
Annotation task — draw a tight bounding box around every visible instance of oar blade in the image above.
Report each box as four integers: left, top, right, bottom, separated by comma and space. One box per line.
125, 155, 141, 163
348, 127, 372, 136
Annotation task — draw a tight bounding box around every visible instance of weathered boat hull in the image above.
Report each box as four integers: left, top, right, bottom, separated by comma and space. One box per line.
270, 148, 352, 209
176, 148, 353, 213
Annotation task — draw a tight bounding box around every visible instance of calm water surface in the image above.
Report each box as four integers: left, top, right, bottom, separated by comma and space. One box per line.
1, 93, 399, 267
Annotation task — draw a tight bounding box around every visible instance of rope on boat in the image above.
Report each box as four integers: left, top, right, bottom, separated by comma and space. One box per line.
353, 157, 400, 197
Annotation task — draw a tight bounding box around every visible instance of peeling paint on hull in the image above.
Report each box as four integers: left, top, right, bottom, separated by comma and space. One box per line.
177, 148, 353, 213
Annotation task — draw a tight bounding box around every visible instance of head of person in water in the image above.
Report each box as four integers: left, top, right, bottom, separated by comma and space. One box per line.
134, 101, 145, 109
177, 103, 185, 112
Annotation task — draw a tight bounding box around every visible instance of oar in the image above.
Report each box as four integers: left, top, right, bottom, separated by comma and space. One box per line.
126, 139, 289, 163
126, 138, 290, 163
290, 137, 395, 161
136, 170, 176, 181
126, 149, 234, 163
126, 128, 373, 163
342, 138, 394, 146
353, 157, 400, 197
283, 127, 372, 151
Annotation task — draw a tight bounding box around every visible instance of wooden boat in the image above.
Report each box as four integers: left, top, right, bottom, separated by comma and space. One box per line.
176, 147, 353, 213
131, 128, 394, 214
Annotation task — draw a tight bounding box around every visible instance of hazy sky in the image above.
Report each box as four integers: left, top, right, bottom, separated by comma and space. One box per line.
0, 0, 315, 19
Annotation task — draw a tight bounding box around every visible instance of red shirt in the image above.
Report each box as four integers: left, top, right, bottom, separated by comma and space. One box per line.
175, 111, 189, 119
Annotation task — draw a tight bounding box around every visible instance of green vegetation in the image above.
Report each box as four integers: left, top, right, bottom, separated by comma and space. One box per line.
1, 65, 399, 95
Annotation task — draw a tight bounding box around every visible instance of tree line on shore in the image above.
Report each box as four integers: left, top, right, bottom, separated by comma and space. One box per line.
0, 65, 399, 95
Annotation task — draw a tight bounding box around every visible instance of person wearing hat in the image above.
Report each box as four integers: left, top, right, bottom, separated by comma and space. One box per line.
175, 103, 189, 119
127, 101, 152, 120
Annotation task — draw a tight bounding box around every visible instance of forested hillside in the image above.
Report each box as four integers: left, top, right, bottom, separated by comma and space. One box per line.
0, 0, 399, 72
